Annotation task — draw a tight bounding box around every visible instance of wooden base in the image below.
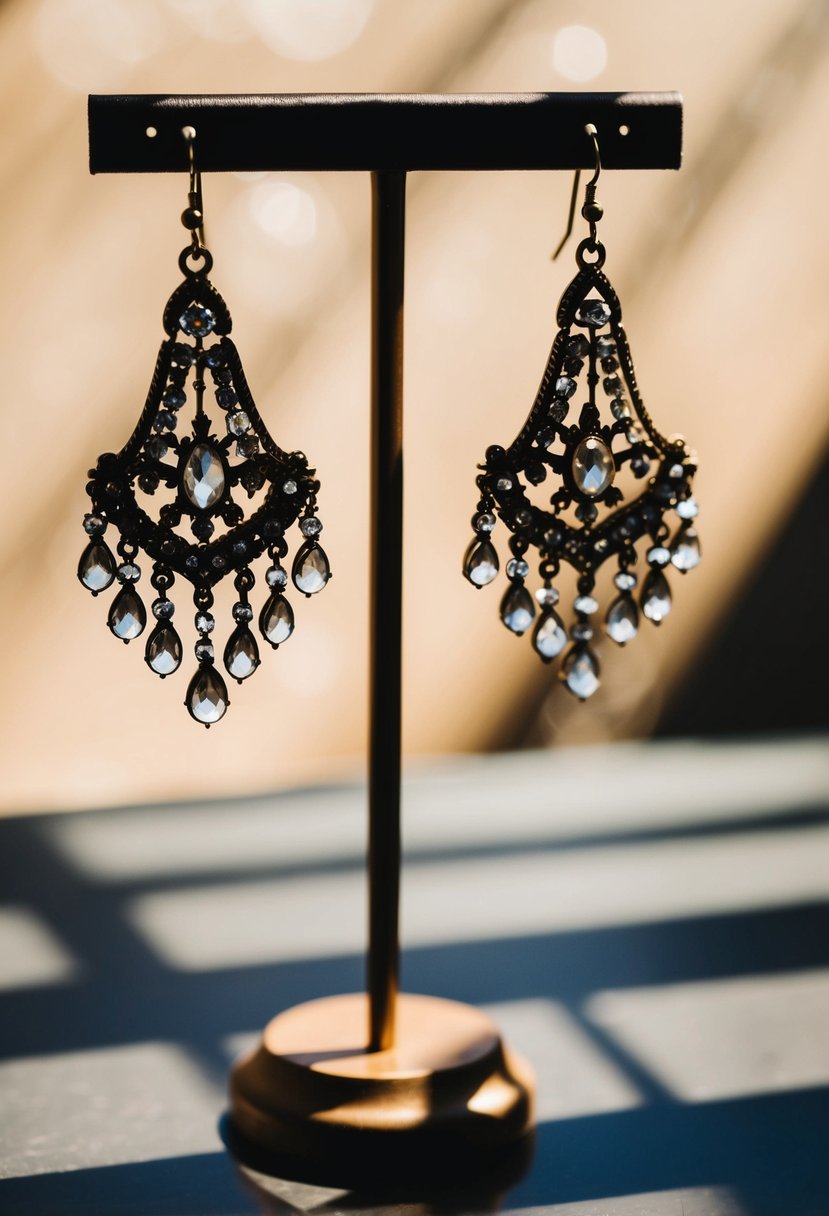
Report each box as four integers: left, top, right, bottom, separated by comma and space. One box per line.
228, 992, 535, 1188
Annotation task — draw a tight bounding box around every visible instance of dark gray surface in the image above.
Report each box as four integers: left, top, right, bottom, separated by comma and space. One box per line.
1, 738, 828, 1215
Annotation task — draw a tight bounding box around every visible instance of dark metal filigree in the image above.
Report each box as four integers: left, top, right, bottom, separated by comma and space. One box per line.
464, 237, 700, 700
78, 245, 330, 726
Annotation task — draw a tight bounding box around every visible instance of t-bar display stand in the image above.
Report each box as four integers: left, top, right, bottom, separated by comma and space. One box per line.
88, 92, 682, 1185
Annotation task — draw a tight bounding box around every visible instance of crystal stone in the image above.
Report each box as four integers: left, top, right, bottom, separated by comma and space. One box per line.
611, 398, 631, 421
260, 593, 295, 646
495, 476, 513, 493
187, 665, 228, 726
83, 513, 106, 535
561, 645, 601, 700
216, 388, 237, 409
179, 304, 216, 337
571, 622, 594, 642
506, 557, 529, 580
532, 610, 567, 660
671, 526, 701, 572
646, 545, 671, 567
572, 437, 615, 497
116, 562, 141, 583
283, 479, 298, 495
78, 541, 116, 593
603, 375, 622, 396
300, 516, 322, 538
195, 640, 214, 663
152, 597, 175, 619
605, 594, 639, 645
500, 582, 535, 635
578, 300, 612, 328
183, 443, 225, 510
474, 511, 496, 533
677, 496, 699, 520
163, 387, 186, 409
195, 612, 215, 634
555, 376, 577, 399
614, 571, 637, 591
566, 334, 589, 357
597, 338, 616, 358
535, 585, 560, 606
224, 625, 260, 683
292, 543, 331, 595
641, 569, 672, 623
574, 594, 599, 615
107, 586, 146, 641
232, 601, 254, 623
145, 623, 182, 676
227, 411, 250, 436
265, 565, 288, 589
464, 538, 498, 587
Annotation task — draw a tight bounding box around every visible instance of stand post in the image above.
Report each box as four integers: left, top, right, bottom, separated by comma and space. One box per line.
367, 171, 406, 1052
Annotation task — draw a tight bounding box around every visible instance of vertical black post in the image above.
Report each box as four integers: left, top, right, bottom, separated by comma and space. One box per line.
367, 171, 405, 1052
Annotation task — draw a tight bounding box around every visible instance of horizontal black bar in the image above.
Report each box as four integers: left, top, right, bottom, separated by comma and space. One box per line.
89, 92, 682, 174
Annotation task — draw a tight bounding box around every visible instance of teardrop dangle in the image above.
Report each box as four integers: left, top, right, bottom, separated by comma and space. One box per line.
605, 593, 639, 646
561, 644, 601, 700
641, 568, 672, 624
500, 581, 535, 636
532, 609, 567, 661
77, 129, 331, 724
670, 524, 701, 573
464, 538, 499, 588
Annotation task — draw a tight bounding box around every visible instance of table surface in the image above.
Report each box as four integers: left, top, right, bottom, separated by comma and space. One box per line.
1, 735, 828, 1216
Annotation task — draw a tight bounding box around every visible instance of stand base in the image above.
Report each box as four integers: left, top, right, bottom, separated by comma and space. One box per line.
228, 992, 535, 1187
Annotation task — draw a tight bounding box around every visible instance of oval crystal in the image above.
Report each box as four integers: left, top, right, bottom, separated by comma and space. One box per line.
145, 622, 182, 676
292, 543, 330, 596
641, 569, 672, 623
572, 437, 615, 498
561, 644, 601, 700
670, 525, 701, 572
186, 665, 228, 726
182, 443, 226, 510
500, 583, 535, 635
78, 540, 116, 594
464, 538, 499, 587
224, 625, 260, 682
259, 593, 295, 647
532, 609, 567, 661
605, 594, 639, 646
107, 586, 146, 642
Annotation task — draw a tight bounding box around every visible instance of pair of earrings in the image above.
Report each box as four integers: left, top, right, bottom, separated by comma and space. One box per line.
78, 125, 699, 725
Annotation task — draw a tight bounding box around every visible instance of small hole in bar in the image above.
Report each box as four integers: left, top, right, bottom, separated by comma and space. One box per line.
619, 124, 630, 137
146, 126, 157, 139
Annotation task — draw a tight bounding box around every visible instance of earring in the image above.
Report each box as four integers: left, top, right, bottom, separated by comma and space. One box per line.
78, 128, 331, 726
463, 124, 700, 700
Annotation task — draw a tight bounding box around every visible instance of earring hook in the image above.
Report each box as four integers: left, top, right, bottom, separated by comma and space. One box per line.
552, 123, 602, 261
181, 125, 206, 253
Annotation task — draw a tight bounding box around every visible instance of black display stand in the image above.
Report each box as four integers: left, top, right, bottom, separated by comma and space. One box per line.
88, 92, 682, 1185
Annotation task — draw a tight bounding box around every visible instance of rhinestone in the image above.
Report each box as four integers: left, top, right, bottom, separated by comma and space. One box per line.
571, 621, 594, 642
566, 334, 589, 357
232, 601, 254, 622
563, 357, 583, 376
216, 388, 237, 410
163, 387, 186, 409
605, 594, 639, 645
641, 569, 672, 623
611, 398, 631, 421
237, 437, 259, 459
260, 593, 294, 646
204, 345, 225, 368
172, 343, 195, 367
292, 543, 331, 595
555, 376, 577, 399
224, 625, 260, 683
153, 410, 176, 432
300, 516, 322, 539
597, 338, 616, 358
677, 497, 699, 520
670, 525, 701, 572
213, 366, 232, 384
474, 512, 496, 533
152, 598, 175, 619
283, 479, 298, 495
78, 541, 116, 593
187, 665, 228, 726
266, 566, 288, 589
185, 554, 200, 571
506, 558, 529, 579
574, 594, 599, 615
107, 586, 146, 641
116, 562, 141, 583
145, 623, 182, 676
578, 300, 612, 328
532, 610, 567, 660
179, 304, 216, 336
601, 356, 618, 373
614, 571, 637, 591
572, 437, 615, 497
535, 585, 560, 606
195, 640, 214, 663
500, 582, 535, 635
211, 555, 226, 570
549, 401, 568, 423
647, 546, 671, 567
82, 513, 106, 535
232, 541, 248, 558
538, 427, 556, 449
227, 410, 250, 436
183, 443, 226, 510
631, 455, 651, 478
496, 476, 513, 493
561, 645, 600, 699
603, 375, 622, 396
146, 435, 169, 460
195, 612, 215, 634
669, 463, 685, 479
